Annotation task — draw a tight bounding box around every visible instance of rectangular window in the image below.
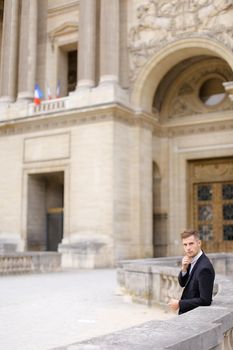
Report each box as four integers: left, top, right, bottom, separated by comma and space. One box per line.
57, 45, 77, 97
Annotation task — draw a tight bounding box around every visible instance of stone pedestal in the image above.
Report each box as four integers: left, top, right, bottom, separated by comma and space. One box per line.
59, 235, 114, 268
0, 234, 24, 253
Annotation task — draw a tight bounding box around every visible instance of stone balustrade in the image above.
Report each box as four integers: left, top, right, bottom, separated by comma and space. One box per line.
28, 97, 67, 116
117, 257, 182, 307
62, 253, 233, 350
0, 252, 61, 274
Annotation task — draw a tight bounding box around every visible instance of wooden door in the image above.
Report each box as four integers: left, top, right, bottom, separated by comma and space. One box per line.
189, 158, 233, 253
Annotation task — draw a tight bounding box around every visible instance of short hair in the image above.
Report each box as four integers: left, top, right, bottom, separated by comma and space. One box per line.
180, 229, 200, 240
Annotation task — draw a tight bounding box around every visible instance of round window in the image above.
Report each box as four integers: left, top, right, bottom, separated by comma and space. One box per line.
199, 78, 226, 106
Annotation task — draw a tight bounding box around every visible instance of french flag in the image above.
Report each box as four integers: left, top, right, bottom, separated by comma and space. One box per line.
56, 80, 61, 98
34, 83, 43, 105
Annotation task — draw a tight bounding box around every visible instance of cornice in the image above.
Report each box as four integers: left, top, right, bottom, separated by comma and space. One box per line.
0, 104, 138, 137
48, 22, 79, 39
0, 104, 232, 138
166, 119, 233, 137
48, 22, 79, 47
162, 110, 233, 137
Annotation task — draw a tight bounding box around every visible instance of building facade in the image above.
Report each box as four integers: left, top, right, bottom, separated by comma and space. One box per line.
0, 0, 233, 267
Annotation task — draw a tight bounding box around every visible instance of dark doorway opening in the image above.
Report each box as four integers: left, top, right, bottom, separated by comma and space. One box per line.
27, 172, 64, 251
47, 208, 63, 251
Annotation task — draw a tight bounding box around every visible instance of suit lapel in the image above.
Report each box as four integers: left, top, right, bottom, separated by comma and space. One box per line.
185, 253, 205, 287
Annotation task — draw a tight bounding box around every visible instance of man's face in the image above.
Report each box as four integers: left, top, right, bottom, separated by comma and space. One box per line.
182, 235, 201, 259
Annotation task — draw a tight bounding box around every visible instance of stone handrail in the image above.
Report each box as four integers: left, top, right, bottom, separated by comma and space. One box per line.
56, 253, 233, 350
0, 252, 62, 274
117, 261, 183, 307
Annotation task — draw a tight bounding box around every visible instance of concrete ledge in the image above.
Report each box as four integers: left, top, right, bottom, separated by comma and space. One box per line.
52, 300, 233, 350
62, 307, 232, 349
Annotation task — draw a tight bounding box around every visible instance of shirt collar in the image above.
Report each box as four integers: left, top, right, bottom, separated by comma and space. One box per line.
191, 250, 203, 265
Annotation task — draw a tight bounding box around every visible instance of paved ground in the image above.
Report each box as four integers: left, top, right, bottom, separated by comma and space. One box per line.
0, 269, 174, 350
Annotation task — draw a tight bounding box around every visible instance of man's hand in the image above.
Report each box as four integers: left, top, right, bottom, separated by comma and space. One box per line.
168, 298, 179, 311
181, 255, 191, 272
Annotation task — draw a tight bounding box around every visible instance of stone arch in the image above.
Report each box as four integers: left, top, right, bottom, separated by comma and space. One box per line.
130, 37, 233, 114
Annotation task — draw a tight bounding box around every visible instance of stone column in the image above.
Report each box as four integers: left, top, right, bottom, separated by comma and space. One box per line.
0, 0, 19, 103
77, 0, 96, 89
99, 0, 119, 85
17, 0, 38, 101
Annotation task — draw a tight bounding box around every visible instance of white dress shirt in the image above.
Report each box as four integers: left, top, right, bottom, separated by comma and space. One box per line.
182, 250, 203, 276
189, 250, 203, 273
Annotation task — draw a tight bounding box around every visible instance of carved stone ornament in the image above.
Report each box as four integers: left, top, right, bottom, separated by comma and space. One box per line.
194, 162, 233, 181
159, 58, 233, 120
129, 0, 233, 80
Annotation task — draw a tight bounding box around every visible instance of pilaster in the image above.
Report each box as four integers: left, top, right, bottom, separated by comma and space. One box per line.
99, 0, 119, 85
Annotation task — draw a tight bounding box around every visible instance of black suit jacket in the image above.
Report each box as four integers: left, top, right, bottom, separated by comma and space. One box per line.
178, 252, 215, 314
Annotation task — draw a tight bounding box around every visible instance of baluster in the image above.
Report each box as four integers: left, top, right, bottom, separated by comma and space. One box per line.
224, 328, 233, 350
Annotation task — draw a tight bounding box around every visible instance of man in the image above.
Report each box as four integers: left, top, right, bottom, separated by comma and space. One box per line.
168, 229, 215, 314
